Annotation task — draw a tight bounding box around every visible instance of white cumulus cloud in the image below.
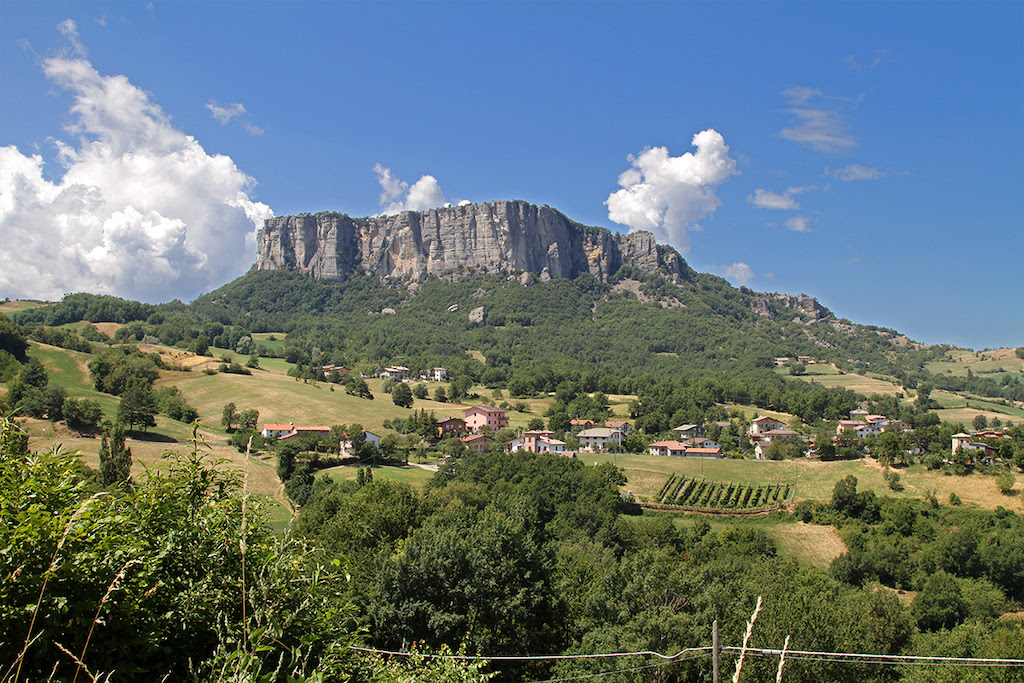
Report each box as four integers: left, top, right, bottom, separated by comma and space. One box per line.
605, 129, 738, 252
749, 188, 797, 210
373, 164, 452, 214
0, 21, 273, 303
718, 262, 755, 285
785, 215, 813, 233
832, 164, 883, 181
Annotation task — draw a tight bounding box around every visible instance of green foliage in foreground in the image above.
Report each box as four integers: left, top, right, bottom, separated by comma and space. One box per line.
295, 449, 1024, 682
0, 418, 489, 682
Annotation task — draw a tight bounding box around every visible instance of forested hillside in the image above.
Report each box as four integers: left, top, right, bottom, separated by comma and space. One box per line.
15, 265, 1010, 415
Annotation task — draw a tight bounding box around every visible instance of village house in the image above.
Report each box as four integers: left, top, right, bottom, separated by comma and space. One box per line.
576, 427, 624, 452
648, 439, 723, 458
437, 417, 466, 439
836, 419, 883, 439
604, 419, 633, 436
510, 430, 566, 454
464, 405, 507, 432
866, 414, 890, 429
682, 437, 721, 450
261, 423, 331, 440
461, 433, 494, 454
951, 433, 996, 459
340, 429, 382, 456
672, 424, 703, 439
775, 357, 790, 367
380, 365, 411, 381
753, 429, 803, 459
748, 416, 786, 436
648, 440, 688, 457
569, 418, 596, 429
972, 430, 1010, 440
429, 367, 448, 382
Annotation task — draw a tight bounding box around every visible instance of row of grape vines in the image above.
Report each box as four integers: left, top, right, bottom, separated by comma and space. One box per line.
655, 477, 793, 511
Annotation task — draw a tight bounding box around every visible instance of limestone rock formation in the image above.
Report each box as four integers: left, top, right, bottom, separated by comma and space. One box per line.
751, 292, 833, 322
256, 200, 690, 284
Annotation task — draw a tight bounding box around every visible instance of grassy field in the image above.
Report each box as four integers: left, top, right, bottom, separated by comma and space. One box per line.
931, 390, 1024, 425
317, 461, 436, 487
0, 300, 49, 314
721, 404, 797, 426
791, 363, 909, 398
926, 348, 1024, 380
592, 451, 1024, 513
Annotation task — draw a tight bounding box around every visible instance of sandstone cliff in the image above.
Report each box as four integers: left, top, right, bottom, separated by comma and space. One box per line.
256, 200, 690, 283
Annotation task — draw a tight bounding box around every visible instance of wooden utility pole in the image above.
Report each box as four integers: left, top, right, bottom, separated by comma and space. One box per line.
712, 620, 720, 683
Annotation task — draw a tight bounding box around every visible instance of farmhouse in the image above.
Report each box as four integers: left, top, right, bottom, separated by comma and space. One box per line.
648, 440, 688, 457
461, 433, 494, 454
752, 429, 802, 460
464, 405, 507, 432
510, 430, 566, 454
749, 416, 786, 436
380, 365, 411, 381
604, 419, 633, 435
569, 418, 596, 429
429, 367, 448, 382
576, 427, 623, 452
339, 429, 382, 456
951, 432, 996, 458
437, 417, 466, 439
261, 423, 330, 440
672, 424, 703, 438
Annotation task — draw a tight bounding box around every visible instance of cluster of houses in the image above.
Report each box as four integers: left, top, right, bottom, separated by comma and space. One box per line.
774, 356, 816, 367
835, 409, 910, 439
447, 407, 632, 457
647, 424, 724, 458
374, 365, 448, 382
260, 422, 382, 456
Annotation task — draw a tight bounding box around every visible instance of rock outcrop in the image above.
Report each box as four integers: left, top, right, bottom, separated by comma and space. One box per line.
751, 292, 833, 322
256, 200, 690, 284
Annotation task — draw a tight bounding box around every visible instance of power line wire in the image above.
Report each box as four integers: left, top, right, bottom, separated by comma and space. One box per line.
349, 644, 1024, 668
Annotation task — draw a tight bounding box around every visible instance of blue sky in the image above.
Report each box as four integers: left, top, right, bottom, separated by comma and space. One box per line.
1, 1, 1021, 350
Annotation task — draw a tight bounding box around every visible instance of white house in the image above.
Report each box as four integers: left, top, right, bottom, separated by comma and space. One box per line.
381, 365, 411, 381
749, 416, 786, 436
430, 367, 448, 382
340, 429, 382, 456
261, 423, 331, 440
576, 427, 624, 452
510, 430, 566, 454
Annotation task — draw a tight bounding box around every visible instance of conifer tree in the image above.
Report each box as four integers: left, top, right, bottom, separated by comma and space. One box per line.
99, 423, 132, 486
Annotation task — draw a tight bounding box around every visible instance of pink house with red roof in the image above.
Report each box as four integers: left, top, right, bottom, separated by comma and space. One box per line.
464, 405, 507, 432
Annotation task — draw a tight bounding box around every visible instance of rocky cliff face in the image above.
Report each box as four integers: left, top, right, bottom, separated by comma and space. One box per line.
256, 200, 690, 283
751, 292, 833, 322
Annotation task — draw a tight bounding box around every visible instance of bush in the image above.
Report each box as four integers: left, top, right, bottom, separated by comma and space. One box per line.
884, 469, 903, 491
996, 471, 1015, 495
